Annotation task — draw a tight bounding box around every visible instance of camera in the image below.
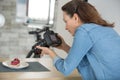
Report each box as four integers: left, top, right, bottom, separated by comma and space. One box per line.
26, 27, 62, 58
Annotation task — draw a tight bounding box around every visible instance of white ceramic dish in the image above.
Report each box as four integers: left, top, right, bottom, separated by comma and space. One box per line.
2, 60, 29, 69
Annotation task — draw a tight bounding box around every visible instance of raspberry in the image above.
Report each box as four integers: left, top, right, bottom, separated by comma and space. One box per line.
11, 58, 20, 65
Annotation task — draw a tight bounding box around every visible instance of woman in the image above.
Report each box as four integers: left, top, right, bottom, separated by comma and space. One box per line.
36, 0, 120, 80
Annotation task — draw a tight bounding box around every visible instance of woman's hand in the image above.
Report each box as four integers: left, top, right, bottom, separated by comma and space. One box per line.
36, 46, 57, 59
56, 34, 70, 53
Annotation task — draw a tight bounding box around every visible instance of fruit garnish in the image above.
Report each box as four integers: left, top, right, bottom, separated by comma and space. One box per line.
11, 58, 20, 65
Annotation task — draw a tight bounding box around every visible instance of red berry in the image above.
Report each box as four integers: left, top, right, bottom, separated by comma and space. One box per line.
11, 58, 20, 65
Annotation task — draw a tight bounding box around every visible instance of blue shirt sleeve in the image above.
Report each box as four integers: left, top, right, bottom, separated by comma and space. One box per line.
53, 27, 93, 76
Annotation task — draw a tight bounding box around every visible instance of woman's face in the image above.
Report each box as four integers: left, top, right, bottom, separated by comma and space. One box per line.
63, 11, 82, 36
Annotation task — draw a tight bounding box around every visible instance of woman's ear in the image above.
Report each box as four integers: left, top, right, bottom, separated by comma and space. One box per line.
73, 13, 79, 22
73, 13, 83, 26
73, 13, 83, 24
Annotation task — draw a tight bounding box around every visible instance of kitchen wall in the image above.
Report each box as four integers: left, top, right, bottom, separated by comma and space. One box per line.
0, 0, 35, 58
0, 0, 120, 58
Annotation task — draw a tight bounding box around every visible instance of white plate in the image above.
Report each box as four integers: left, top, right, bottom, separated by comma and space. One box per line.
2, 60, 29, 69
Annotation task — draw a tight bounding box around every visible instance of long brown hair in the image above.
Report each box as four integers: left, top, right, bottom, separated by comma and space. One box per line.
62, 0, 114, 27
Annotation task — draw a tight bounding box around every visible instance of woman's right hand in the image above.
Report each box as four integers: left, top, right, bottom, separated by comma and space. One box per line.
56, 34, 70, 53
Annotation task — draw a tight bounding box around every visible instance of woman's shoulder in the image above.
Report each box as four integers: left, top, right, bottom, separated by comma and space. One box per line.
78, 23, 102, 32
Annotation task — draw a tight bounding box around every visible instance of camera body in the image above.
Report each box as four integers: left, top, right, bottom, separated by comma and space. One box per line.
32, 27, 62, 48
26, 27, 62, 58
43, 29, 61, 47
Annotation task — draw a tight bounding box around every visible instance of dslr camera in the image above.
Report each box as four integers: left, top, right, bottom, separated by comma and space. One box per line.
26, 27, 62, 58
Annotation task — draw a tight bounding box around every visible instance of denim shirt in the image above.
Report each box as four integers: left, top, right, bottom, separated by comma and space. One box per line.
53, 23, 120, 80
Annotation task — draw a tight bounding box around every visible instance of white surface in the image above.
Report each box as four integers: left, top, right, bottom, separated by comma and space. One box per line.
2, 60, 29, 69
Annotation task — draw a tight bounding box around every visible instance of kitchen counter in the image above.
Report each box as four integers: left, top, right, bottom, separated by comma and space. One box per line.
0, 58, 82, 80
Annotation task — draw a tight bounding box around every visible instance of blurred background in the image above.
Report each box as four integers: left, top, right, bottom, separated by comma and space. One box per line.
0, 0, 120, 58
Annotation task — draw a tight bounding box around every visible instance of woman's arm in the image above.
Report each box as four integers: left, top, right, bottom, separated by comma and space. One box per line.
55, 35, 71, 53
53, 28, 93, 76
62, 44, 70, 53
36, 29, 93, 76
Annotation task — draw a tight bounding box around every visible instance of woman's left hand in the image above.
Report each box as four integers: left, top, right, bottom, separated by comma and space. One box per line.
36, 46, 57, 59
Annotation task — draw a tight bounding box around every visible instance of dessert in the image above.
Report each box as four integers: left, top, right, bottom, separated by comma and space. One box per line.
10, 58, 20, 67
